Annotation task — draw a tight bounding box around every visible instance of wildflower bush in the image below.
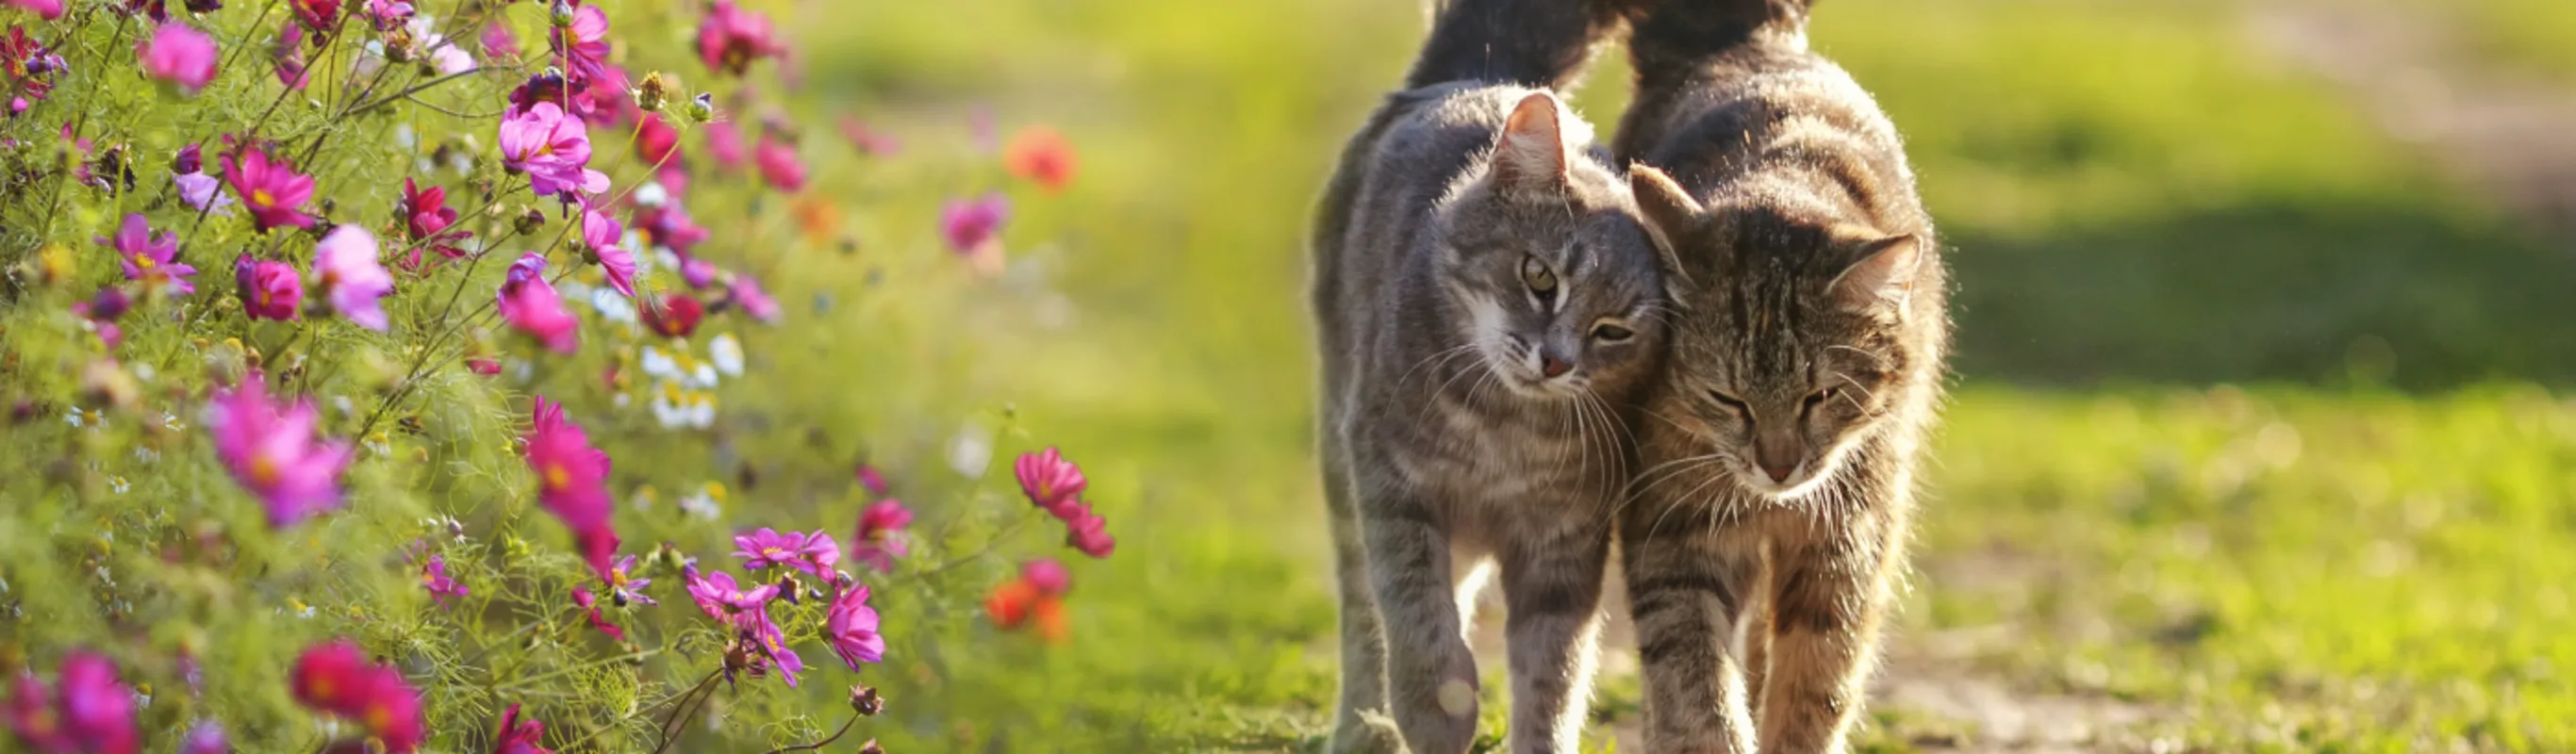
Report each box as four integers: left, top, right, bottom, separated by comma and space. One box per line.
0, 0, 1109, 749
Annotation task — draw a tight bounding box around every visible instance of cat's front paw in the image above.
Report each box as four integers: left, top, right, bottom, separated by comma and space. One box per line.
1328, 708, 1411, 754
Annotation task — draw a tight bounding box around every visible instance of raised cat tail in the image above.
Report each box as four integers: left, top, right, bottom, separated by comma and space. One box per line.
1627, 0, 1812, 83
1403, 0, 1650, 90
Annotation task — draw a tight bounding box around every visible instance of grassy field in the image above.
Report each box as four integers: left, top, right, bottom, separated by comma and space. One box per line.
757, 0, 2575, 748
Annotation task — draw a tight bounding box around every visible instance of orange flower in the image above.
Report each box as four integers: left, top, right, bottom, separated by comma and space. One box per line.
984, 576, 1069, 644
1002, 125, 1077, 193
791, 197, 839, 246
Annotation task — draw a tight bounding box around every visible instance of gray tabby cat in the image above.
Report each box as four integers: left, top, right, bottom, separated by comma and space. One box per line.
1309, 1, 1669, 751
1607, 1, 1949, 752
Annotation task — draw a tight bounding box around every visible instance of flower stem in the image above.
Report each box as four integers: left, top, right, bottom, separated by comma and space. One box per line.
763, 713, 857, 753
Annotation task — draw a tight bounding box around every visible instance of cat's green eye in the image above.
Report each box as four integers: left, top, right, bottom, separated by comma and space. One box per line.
1592, 322, 1634, 342
1520, 256, 1558, 295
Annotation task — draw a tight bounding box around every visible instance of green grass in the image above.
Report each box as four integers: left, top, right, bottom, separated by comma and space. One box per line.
762, 0, 2576, 749
2442, 0, 2576, 84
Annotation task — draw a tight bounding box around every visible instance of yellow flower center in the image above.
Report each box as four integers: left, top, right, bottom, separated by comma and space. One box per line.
251, 455, 282, 485
365, 704, 393, 731
762, 547, 786, 560
543, 463, 570, 491
136, 255, 156, 270
252, 188, 275, 207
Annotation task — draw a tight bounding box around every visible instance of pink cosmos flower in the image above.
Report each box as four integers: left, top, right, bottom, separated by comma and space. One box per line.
362, 0, 409, 31
289, 642, 423, 753
640, 291, 702, 338
480, 21, 518, 60
749, 613, 802, 688
0, 28, 64, 116
823, 583, 885, 670
98, 214, 195, 298
549, 4, 609, 84
138, 23, 218, 94
1065, 509, 1116, 559
855, 464, 889, 496
732, 528, 837, 577
497, 102, 608, 199
8, 0, 63, 20
1, 651, 139, 754
580, 204, 635, 298
571, 586, 625, 642
702, 120, 746, 172
636, 113, 682, 166
208, 377, 354, 528
633, 202, 708, 253
1015, 448, 1086, 516
235, 255, 303, 320
313, 224, 394, 331
684, 566, 776, 625
605, 553, 654, 606
292, 0, 340, 37
497, 254, 579, 353
849, 500, 911, 573
182, 722, 228, 754
492, 704, 548, 754
175, 172, 231, 214
726, 273, 779, 323
835, 114, 900, 156
524, 396, 616, 580
696, 0, 781, 76
940, 192, 1010, 255
1023, 558, 1072, 597
753, 133, 804, 192
421, 554, 467, 608
223, 145, 317, 232
272, 21, 310, 90
397, 177, 471, 267
678, 255, 718, 290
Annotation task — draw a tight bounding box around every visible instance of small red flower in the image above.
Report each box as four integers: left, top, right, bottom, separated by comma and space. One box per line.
1003, 125, 1077, 193
641, 292, 703, 338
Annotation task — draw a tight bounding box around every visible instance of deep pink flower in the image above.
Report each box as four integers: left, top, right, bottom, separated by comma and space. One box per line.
753, 133, 803, 192
524, 396, 616, 580
1065, 510, 1116, 559
835, 115, 900, 156
73, 288, 125, 348
732, 528, 837, 576
397, 178, 471, 267
272, 22, 310, 90
235, 255, 303, 320
8, 0, 63, 20
678, 255, 718, 290
702, 120, 746, 171
849, 500, 911, 573
293, 643, 422, 753
1015, 448, 1086, 515
549, 4, 609, 83
313, 224, 394, 331
480, 20, 519, 60
632, 202, 708, 253
604, 553, 654, 606
497, 254, 579, 353
749, 612, 802, 688
854, 464, 888, 496
2, 651, 139, 754
467, 356, 501, 376
208, 377, 354, 528
492, 704, 549, 754
138, 23, 218, 93
223, 145, 317, 232
362, 0, 409, 31
684, 566, 776, 624
571, 586, 625, 642
823, 582, 884, 670
1023, 558, 1072, 597
292, 0, 339, 37
421, 554, 467, 607
940, 193, 1010, 255
98, 214, 195, 297
580, 204, 635, 298
640, 291, 702, 338
497, 102, 608, 199
695, 0, 781, 76
725, 273, 779, 323
182, 721, 228, 754
1, 28, 63, 114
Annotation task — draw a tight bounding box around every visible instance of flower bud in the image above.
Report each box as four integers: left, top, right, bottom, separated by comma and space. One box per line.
515, 205, 546, 235
548, 0, 574, 27
849, 685, 883, 716
683, 92, 716, 123
858, 742, 883, 754
634, 72, 669, 112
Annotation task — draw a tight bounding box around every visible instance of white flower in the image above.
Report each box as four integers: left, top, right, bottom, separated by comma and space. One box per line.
640, 346, 680, 380
107, 475, 130, 494
134, 447, 159, 464
948, 423, 995, 478
65, 407, 89, 428
162, 412, 186, 432
690, 362, 718, 389
679, 484, 723, 519
635, 182, 669, 207
709, 334, 744, 376
592, 287, 636, 323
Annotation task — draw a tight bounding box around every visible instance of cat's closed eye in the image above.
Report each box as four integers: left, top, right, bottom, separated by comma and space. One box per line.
1708, 389, 1747, 415
1801, 386, 1839, 415
1591, 320, 1634, 342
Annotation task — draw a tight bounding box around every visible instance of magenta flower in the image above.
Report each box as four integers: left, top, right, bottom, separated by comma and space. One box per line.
497, 254, 579, 353
940, 192, 1010, 255
1065, 509, 1116, 559
823, 582, 885, 670
421, 554, 467, 608
726, 272, 779, 323
684, 566, 776, 624
1015, 448, 1086, 516
696, 0, 781, 76
362, 0, 409, 31
138, 23, 218, 93
549, 4, 609, 84
702, 120, 746, 172
234, 255, 303, 320
605, 553, 655, 606
749, 612, 802, 688
289, 642, 423, 753
313, 224, 394, 331
497, 102, 608, 199
97, 214, 195, 298
571, 586, 626, 642
2, 651, 140, 754
580, 204, 636, 298
753, 133, 804, 192
7, 0, 63, 20
524, 396, 616, 580
849, 500, 912, 573
480, 20, 518, 60
223, 145, 317, 232
272, 21, 310, 90
855, 464, 888, 496
732, 528, 837, 577
397, 177, 471, 267
1023, 558, 1071, 596
634, 202, 709, 254
73, 288, 130, 349
636, 113, 682, 166
492, 704, 548, 754
208, 377, 354, 528
182, 722, 228, 754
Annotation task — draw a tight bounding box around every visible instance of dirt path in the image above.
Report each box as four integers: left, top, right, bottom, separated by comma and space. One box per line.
2248, 0, 2576, 239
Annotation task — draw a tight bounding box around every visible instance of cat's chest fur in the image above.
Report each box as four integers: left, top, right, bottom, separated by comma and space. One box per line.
1344, 316, 1621, 532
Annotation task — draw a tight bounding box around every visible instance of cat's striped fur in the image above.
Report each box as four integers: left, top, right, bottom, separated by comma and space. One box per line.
1309, 2, 1671, 751
1607, 1, 1949, 752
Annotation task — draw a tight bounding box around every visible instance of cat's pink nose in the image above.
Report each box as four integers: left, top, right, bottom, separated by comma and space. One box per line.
1540, 355, 1572, 378
1759, 461, 1795, 484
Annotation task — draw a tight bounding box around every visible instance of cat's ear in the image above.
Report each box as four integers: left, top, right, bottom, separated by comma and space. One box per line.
1494, 92, 1569, 194
1825, 229, 1924, 313
1628, 165, 1702, 287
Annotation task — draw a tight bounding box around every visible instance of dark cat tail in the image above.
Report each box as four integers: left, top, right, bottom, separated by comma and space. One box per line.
1627, 0, 1812, 84
1403, 0, 1648, 90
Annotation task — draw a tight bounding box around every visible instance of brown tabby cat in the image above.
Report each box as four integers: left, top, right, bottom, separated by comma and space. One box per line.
1607, 1, 1949, 752
1309, 2, 1667, 751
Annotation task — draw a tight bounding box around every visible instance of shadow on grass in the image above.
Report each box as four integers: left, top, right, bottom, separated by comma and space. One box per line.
1950, 200, 2576, 389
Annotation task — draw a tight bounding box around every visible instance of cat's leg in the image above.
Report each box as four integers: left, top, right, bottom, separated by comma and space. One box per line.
1496, 515, 1611, 754
1362, 476, 1480, 754
1755, 507, 1902, 754
1323, 437, 1400, 754
1737, 546, 1773, 721
1622, 513, 1759, 754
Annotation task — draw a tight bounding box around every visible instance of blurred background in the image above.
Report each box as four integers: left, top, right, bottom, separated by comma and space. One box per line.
795, 0, 2575, 748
